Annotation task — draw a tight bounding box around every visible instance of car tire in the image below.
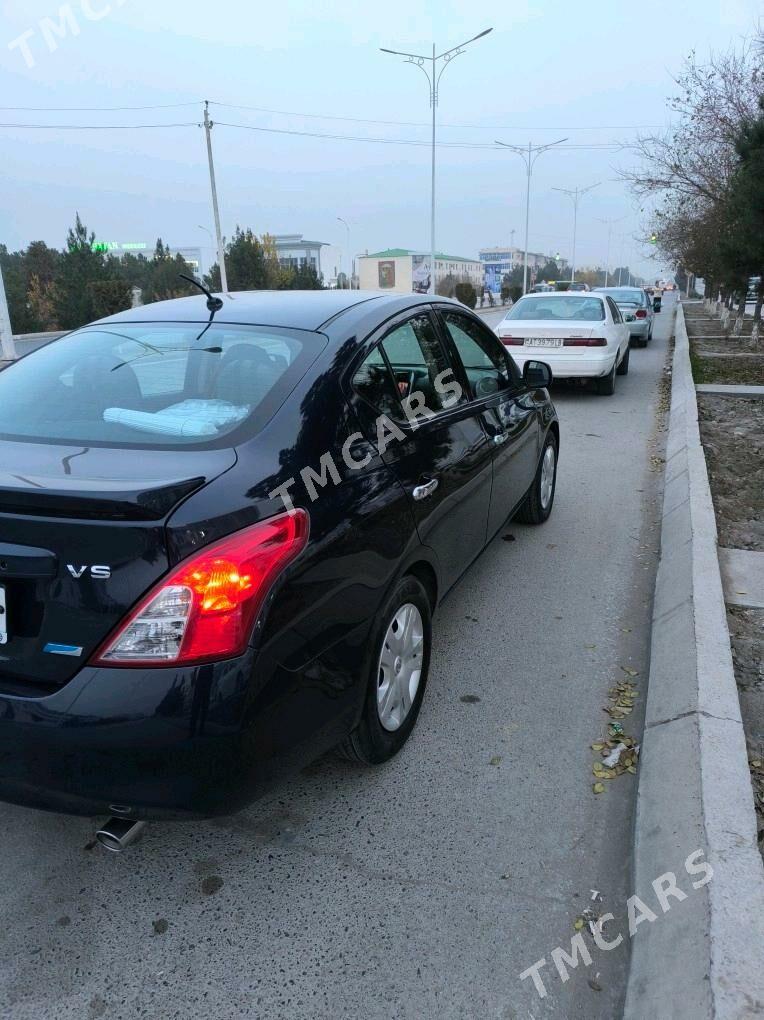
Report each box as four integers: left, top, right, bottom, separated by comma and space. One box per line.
595, 360, 617, 395
616, 345, 630, 375
337, 575, 432, 765
515, 432, 558, 525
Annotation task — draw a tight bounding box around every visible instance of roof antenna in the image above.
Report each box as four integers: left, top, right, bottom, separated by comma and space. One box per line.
180, 273, 224, 313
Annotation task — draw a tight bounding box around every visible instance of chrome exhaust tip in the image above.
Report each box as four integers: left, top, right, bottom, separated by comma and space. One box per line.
95, 817, 147, 853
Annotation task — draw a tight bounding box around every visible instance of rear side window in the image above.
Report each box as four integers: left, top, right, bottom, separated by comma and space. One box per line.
0, 322, 322, 448
352, 313, 461, 420
606, 297, 622, 323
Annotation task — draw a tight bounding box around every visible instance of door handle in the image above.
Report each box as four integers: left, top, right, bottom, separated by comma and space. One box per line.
493, 432, 509, 445
412, 478, 439, 501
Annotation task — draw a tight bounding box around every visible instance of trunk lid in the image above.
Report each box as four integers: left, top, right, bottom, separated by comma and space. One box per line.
0, 441, 235, 692
497, 322, 600, 354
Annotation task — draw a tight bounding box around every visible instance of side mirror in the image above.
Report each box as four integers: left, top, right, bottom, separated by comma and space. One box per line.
523, 360, 552, 389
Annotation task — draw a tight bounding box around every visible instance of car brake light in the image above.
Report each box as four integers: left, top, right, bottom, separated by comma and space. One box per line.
91, 510, 309, 667
501, 337, 524, 346
635, 309, 647, 318
562, 338, 608, 347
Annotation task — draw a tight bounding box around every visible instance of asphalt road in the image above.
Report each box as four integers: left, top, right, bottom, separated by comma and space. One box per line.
0, 297, 675, 1020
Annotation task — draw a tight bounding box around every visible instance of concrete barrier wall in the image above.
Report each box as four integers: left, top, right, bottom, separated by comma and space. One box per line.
624, 304, 764, 1017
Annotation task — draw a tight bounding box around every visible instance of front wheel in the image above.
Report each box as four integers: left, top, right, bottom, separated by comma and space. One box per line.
516, 433, 558, 525
337, 575, 432, 765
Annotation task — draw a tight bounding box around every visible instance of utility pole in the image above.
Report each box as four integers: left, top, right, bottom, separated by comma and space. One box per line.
552, 182, 600, 283
337, 217, 351, 288
0, 262, 17, 361
203, 100, 229, 294
495, 138, 568, 295
382, 28, 492, 296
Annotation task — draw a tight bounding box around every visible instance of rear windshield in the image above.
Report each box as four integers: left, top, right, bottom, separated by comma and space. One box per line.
0, 321, 323, 448
598, 289, 645, 306
505, 295, 605, 322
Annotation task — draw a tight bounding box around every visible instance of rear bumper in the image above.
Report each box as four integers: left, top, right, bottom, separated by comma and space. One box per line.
509, 351, 617, 379
0, 633, 367, 819
628, 319, 650, 338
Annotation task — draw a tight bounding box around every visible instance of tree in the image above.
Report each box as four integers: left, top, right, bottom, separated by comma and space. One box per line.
53, 214, 115, 329
454, 282, 477, 308
536, 260, 561, 283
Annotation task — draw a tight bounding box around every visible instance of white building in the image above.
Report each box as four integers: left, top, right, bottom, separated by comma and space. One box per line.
272, 234, 327, 279
357, 249, 483, 295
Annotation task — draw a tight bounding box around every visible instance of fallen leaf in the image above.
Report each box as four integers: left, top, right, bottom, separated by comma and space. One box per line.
588, 978, 603, 992
574, 918, 584, 930
489, 755, 502, 766
621, 667, 639, 677
593, 783, 605, 794
591, 743, 604, 751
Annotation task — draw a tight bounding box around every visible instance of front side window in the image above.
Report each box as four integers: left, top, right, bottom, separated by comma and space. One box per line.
0, 322, 319, 448
440, 311, 513, 399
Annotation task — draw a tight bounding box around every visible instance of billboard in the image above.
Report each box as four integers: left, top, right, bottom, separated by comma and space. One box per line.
484, 264, 501, 294
412, 254, 431, 294
378, 260, 396, 288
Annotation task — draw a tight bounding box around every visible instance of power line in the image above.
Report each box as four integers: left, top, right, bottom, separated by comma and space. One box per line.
0, 101, 200, 112
0, 121, 198, 130
209, 101, 666, 133
214, 120, 626, 151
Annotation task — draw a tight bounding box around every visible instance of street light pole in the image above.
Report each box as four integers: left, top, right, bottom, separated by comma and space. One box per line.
551, 182, 600, 283
495, 138, 568, 295
381, 28, 492, 296
595, 215, 627, 287
337, 217, 351, 288
203, 100, 229, 294
0, 262, 17, 361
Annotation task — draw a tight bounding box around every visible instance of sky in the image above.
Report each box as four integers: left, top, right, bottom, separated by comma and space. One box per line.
1, 0, 762, 281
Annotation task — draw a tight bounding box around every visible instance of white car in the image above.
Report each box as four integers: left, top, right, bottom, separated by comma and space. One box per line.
495, 291, 631, 395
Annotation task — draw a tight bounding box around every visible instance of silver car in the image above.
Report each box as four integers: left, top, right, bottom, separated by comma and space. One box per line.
593, 287, 654, 346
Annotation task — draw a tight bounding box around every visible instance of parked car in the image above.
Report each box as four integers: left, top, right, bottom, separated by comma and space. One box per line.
531, 282, 555, 293
495, 291, 630, 395
0, 289, 558, 837
594, 286, 654, 346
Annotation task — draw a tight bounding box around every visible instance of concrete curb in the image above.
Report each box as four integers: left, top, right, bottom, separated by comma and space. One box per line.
624, 304, 764, 1018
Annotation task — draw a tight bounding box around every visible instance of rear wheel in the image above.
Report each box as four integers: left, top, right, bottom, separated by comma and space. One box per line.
516, 432, 557, 525
595, 360, 617, 395
616, 345, 630, 375
337, 575, 432, 765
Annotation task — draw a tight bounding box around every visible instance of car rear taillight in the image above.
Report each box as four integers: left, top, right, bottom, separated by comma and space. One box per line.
91, 510, 309, 667
562, 338, 608, 347
635, 310, 647, 319
500, 337, 524, 346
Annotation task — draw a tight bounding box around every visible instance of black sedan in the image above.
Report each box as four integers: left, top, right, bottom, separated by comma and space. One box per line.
0, 290, 558, 831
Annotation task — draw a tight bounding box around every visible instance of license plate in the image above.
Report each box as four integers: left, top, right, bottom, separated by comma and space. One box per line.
0, 585, 6, 645
525, 337, 562, 348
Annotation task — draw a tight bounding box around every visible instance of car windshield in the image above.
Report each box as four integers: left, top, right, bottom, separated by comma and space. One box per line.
504, 296, 605, 321
0, 322, 321, 448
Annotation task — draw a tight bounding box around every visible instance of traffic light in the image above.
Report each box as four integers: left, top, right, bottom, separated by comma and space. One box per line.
649, 233, 657, 245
